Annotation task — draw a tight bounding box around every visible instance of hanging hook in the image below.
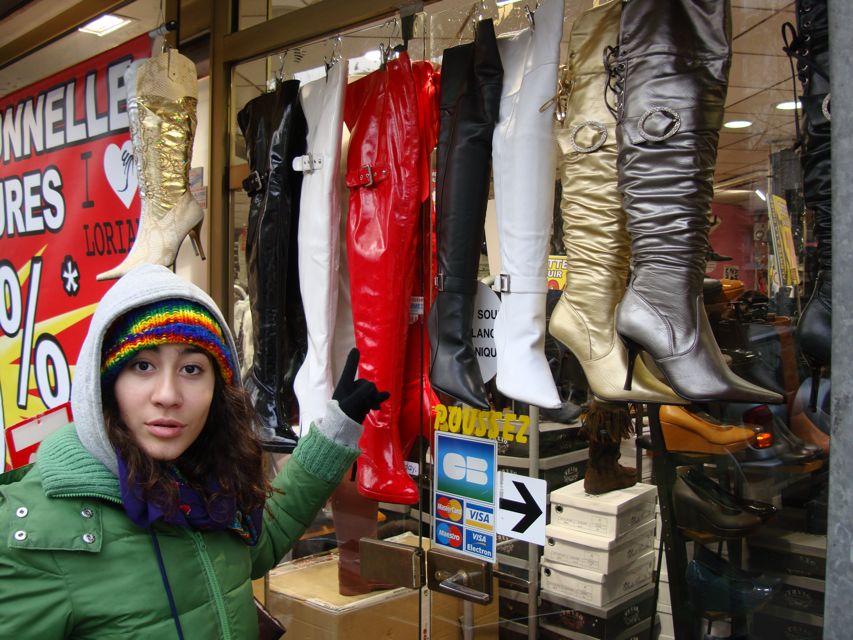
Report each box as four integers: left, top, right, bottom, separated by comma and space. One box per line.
278, 50, 288, 81
325, 35, 343, 74
524, 4, 535, 30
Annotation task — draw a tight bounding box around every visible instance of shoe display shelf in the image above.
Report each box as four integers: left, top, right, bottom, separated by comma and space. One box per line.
499, 447, 590, 494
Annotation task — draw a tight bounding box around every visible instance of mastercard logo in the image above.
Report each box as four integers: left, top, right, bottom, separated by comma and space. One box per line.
436, 522, 463, 548
436, 496, 463, 521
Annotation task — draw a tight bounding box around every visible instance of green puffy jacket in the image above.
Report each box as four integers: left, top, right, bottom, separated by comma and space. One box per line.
0, 423, 358, 639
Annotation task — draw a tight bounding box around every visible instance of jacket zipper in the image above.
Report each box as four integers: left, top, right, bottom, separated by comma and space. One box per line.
189, 530, 232, 640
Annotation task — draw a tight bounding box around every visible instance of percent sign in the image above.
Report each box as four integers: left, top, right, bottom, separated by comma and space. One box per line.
0, 257, 71, 412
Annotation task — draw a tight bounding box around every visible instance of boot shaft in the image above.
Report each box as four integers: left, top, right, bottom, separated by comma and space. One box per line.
131, 51, 198, 216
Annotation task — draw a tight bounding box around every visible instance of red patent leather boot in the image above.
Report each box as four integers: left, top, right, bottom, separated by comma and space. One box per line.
345, 54, 434, 504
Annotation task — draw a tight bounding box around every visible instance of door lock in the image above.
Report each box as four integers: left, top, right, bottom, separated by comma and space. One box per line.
427, 548, 493, 604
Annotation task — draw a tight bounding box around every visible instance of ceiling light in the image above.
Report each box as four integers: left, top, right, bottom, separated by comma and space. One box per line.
755, 189, 766, 201
775, 100, 801, 110
724, 120, 752, 129
496, 0, 522, 5
363, 49, 383, 62
79, 14, 132, 37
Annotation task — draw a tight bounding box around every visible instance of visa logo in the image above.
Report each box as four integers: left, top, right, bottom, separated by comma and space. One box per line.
465, 504, 494, 530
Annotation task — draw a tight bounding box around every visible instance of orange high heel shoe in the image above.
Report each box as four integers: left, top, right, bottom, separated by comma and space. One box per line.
660, 405, 756, 455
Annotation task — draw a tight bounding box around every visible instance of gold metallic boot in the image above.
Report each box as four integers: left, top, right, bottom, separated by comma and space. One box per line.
548, 0, 684, 404
97, 50, 204, 281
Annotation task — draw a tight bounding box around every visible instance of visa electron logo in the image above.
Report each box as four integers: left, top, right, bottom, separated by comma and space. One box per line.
436, 522, 463, 548
443, 452, 489, 485
436, 496, 464, 522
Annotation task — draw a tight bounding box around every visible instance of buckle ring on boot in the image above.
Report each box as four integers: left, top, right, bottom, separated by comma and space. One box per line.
638, 106, 681, 142
822, 93, 831, 121
570, 120, 608, 153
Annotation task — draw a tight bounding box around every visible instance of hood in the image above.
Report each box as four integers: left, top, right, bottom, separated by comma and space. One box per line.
71, 264, 241, 476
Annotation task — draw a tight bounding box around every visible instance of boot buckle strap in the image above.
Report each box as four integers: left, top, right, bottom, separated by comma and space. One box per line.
242, 171, 264, 196
346, 164, 389, 188
292, 153, 324, 173
638, 106, 681, 142
495, 274, 547, 294
435, 273, 477, 294
570, 120, 608, 153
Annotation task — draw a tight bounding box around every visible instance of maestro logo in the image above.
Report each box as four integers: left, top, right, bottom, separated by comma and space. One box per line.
436, 522, 463, 548
436, 496, 464, 522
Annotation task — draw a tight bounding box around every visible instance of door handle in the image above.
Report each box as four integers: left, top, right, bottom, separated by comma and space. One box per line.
426, 548, 493, 604
434, 569, 492, 604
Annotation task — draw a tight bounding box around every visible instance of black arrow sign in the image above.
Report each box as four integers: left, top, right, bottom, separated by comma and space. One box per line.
499, 480, 543, 533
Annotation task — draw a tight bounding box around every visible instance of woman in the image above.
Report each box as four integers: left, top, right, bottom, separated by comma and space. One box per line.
0, 264, 387, 638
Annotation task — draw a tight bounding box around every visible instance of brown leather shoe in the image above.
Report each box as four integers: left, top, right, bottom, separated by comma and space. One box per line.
660, 405, 756, 454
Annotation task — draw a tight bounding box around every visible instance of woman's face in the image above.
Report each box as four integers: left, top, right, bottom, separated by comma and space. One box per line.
113, 343, 216, 461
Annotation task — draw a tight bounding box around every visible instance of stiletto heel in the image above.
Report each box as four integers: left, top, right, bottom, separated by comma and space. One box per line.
188, 220, 206, 260
623, 338, 637, 391
808, 364, 821, 412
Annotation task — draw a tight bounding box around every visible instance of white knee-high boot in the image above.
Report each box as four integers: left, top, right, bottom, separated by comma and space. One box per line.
492, 0, 564, 409
293, 62, 354, 428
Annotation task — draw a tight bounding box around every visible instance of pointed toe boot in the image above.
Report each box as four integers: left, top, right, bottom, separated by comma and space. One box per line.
429, 19, 502, 410
785, 0, 832, 407
237, 80, 308, 451
492, 0, 564, 409
611, 0, 782, 405
549, 0, 684, 405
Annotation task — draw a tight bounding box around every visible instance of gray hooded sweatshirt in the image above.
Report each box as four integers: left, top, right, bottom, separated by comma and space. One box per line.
72, 263, 362, 476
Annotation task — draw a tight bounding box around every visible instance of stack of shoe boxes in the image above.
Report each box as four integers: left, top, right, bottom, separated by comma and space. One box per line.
653, 502, 674, 640
748, 527, 826, 639
537, 480, 658, 638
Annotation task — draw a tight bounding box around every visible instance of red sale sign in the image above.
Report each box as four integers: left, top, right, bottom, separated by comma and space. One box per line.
0, 35, 151, 469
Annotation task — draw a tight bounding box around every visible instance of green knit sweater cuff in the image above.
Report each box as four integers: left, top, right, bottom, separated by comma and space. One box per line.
292, 426, 361, 484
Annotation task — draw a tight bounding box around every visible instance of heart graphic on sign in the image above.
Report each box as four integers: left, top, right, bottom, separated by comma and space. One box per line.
103, 141, 138, 209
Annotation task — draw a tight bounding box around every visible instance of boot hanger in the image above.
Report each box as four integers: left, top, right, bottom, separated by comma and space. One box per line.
324, 35, 343, 77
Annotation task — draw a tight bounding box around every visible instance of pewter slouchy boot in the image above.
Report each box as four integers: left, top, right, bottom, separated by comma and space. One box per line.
429, 18, 502, 410
98, 50, 204, 280
784, 0, 831, 408
612, 0, 782, 404
548, 0, 682, 405
492, 0, 564, 409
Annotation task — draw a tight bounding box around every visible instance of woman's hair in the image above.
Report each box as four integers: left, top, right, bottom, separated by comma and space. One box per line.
103, 362, 271, 516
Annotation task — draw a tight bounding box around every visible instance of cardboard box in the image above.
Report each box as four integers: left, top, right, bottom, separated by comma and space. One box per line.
544, 520, 655, 574
500, 448, 589, 494
538, 585, 656, 639
747, 527, 826, 579
497, 421, 585, 458
540, 552, 655, 607
766, 573, 825, 617
539, 618, 652, 640
753, 606, 824, 640
550, 481, 657, 539
266, 550, 498, 639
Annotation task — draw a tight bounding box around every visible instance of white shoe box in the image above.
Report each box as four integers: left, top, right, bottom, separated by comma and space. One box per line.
550, 481, 657, 540
544, 520, 655, 574
540, 551, 655, 607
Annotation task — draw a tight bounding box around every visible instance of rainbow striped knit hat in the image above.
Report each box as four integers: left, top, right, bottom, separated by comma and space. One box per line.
101, 298, 236, 385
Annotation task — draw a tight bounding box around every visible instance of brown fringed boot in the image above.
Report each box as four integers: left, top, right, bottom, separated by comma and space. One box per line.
582, 400, 638, 495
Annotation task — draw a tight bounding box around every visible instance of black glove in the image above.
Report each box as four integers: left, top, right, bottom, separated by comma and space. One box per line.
333, 348, 390, 424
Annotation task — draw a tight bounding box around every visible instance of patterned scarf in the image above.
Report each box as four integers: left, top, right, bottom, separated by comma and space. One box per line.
116, 452, 262, 545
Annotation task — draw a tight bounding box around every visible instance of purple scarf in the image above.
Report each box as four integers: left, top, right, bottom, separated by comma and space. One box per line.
116, 453, 262, 545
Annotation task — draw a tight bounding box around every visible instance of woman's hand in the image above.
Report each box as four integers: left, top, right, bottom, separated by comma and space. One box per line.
332, 348, 390, 424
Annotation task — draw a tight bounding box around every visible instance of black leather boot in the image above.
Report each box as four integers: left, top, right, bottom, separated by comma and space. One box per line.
611, 0, 782, 404
428, 19, 502, 410
237, 81, 308, 451
784, 0, 831, 409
